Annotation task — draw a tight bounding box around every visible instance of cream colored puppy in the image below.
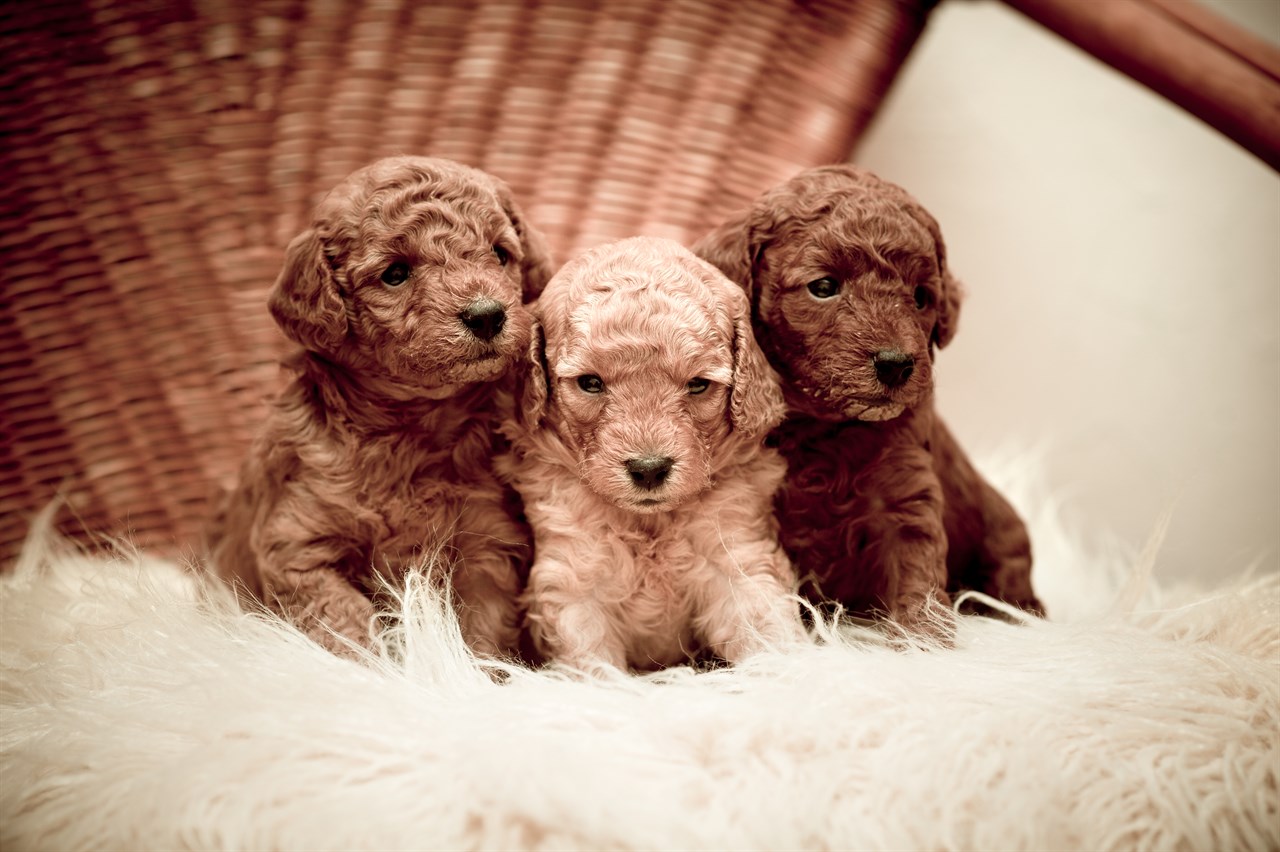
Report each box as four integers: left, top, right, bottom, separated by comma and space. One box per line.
504, 236, 804, 672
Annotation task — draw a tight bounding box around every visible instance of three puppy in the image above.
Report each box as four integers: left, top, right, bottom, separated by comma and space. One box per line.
503, 237, 803, 672
215, 154, 1038, 666
694, 165, 1042, 634
208, 156, 552, 656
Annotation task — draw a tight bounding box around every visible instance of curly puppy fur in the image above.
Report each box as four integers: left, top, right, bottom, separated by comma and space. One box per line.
208, 156, 554, 657
693, 165, 1042, 635
503, 237, 804, 672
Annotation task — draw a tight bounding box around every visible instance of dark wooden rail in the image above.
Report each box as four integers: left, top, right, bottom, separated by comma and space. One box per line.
1001, 0, 1280, 170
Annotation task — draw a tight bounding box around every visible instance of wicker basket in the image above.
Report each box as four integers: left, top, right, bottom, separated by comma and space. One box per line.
0, 0, 934, 565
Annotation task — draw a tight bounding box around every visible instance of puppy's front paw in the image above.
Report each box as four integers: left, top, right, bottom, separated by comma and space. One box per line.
891, 593, 957, 648
455, 596, 521, 660
291, 595, 380, 658
1017, 595, 1047, 619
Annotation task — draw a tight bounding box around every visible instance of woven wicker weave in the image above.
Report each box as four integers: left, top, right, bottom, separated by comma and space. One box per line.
0, 0, 933, 565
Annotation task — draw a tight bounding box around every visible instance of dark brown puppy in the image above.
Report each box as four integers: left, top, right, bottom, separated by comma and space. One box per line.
208, 156, 554, 657
693, 165, 1042, 635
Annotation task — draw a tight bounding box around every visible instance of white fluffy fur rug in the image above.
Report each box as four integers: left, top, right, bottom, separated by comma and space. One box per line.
2, 453, 1277, 851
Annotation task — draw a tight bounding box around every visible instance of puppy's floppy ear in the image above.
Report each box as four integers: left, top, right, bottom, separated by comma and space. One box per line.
904, 200, 963, 349
495, 181, 556, 301
934, 265, 963, 350
518, 318, 551, 428
517, 224, 556, 302
692, 206, 760, 299
268, 229, 348, 353
726, 285, 787, 440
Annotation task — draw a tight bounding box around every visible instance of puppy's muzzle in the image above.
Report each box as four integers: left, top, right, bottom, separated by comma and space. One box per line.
873, 349, 915, 388
459, 298, 506, 341
625, 454, 674, 491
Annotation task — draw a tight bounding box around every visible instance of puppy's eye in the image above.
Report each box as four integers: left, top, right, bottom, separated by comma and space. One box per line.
577, 374, 605, 394
381, 262, 411, 287
493, 245, 510, 267
687, 378, 710, 395
914, 285, 931, 309
807, 277, 840, 299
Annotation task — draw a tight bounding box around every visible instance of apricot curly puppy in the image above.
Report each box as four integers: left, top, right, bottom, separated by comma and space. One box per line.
504, 237, 804, 673
694, 165, 1043, 637
208, 156, 553, 657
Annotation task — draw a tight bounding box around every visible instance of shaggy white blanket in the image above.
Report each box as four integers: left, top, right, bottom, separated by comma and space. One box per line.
1, 454, 1277, 851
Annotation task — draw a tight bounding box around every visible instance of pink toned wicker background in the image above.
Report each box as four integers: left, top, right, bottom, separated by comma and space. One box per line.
0, 0, 933, 565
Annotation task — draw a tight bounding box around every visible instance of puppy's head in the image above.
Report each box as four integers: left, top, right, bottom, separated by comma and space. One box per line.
522, 237, 784, 514
269, 156, 554, 392
693, 165, 962, 422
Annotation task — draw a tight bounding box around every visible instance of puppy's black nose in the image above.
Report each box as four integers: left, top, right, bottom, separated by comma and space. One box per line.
625, 455, 674, 491
873, 350, 915, 388
459, 298, 506, 341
